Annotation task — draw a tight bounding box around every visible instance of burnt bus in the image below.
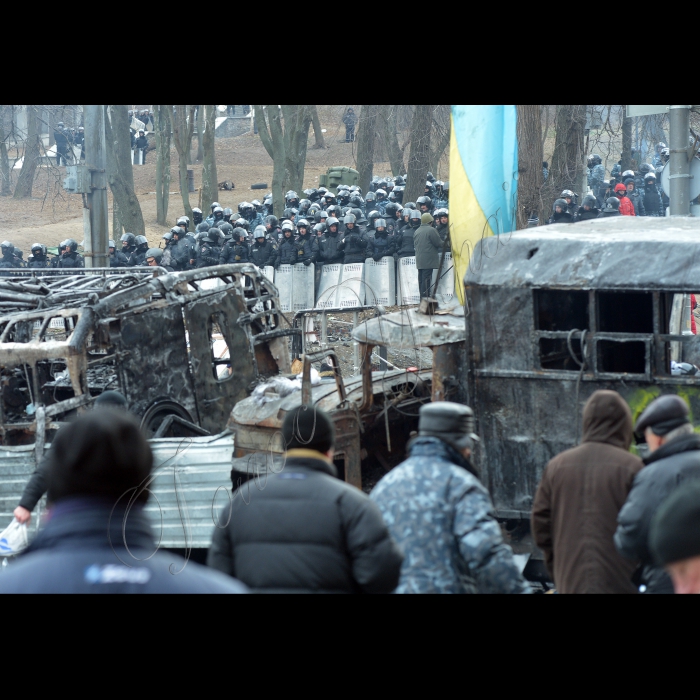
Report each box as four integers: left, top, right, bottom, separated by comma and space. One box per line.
464, 216, 700, 576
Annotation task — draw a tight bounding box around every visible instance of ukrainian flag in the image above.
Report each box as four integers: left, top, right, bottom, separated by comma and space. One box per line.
449, 105, 518, 303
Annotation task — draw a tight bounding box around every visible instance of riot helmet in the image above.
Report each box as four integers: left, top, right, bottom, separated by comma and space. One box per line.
135, 235, 148, 249
326, 217, 339, 232
251, 200, 264, 213
376, 189, 387, 202
192, 207, 203, 225
375, 219, 387, 232
604, 197, 620, 211
281, 222, 295, 236
409, 211, 422, 227
223, 208, 233, 222
121, 232, 135, 248
254, 225, 267, 240
265, 215, 279, 229
210, 201, 220, 213
31, 243, 46, 256
235, 218, 250, 231
553, 198, 569, 213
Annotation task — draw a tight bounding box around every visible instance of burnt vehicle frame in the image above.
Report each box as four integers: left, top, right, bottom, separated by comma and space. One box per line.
230, 303, 466, 492
0, 265, 294, 459
464, 217, 700, 575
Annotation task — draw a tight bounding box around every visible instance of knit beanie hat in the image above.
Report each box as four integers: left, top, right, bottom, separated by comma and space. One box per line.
282, 405, 335, 454
421, 213, 434, 225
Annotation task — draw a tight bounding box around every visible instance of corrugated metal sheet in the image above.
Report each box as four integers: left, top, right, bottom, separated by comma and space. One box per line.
0, 433, 234, 550
0, 445, 47, 537
143, 432, 234, 549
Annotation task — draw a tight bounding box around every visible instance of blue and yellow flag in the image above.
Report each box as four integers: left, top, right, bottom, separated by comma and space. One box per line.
449, 105, 518, 303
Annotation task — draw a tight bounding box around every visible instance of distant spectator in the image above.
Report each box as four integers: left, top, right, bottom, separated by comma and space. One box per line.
343, 108, 357, 143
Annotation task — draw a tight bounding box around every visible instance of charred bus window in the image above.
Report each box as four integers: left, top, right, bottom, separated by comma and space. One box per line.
539, 338, 582, 371
598, 340, 646, 374
534, 290, 589, 331
209, 314, 232, 381
598, 292, 653, 334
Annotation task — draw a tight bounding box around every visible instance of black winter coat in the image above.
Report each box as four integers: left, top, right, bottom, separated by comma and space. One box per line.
0, 500, 247, 594
28, 255, 50, 269
220, 240, 250, 264
366, 231, 396, 261
575, 208, 600, 222
294, 233, 318, 265
109, 251, 129, 268
57, 251, 84, 269
207, 454, 403, 593
547, 211, 574, 225
642, 185, 665, 217
397, 226, 416, 258
276, 237, 298, 266
338, 230, 368, 264
615, 433, 700, 593
250, 240, 277, 268
317, 231, 344, 264
196, 243, 221, 268
169, 239, 191, 270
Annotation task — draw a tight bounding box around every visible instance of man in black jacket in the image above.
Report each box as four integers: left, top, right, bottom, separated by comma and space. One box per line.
250, 226, 277, 268
318, 217, 344, 264
615, 394, 700, 593
207, 405, 403, 593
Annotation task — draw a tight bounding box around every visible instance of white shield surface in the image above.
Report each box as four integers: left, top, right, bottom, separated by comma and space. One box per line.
292, 263, 315, 312
435, 253, 455, 305
398, 256, 420, 306
275, 264, 294, 313
263, 266, 275, 284
316, 263, 342, 308
364, 257, 396, 306
337, 263, 365, 308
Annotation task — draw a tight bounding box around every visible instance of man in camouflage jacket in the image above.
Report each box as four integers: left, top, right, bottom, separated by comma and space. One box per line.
370, 402, 531, 594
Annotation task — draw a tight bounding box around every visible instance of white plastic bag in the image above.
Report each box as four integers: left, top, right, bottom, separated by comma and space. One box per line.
0, 520, 28, 557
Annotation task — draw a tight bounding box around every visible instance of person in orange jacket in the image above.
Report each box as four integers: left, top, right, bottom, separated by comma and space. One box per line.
615, 183, 635, 216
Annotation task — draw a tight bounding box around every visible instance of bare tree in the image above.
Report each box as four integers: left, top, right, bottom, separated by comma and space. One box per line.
13, 106, 41, 199
195, 105, 204, 162
621, 108, 633, 173
404, 105, 433, 205
310, 105, 326, 149
544, 105, 587, 207
104, 105, 145, 237
378, 105, 405, 176
0, 105, 11, 195
516, 105, 544, 229
356, 105, 378, 194
255, 105, 313, 213
173, 104, 196, 222
201, 105, 218, 210
429, 105, 451, 177
154, 105, 172, 226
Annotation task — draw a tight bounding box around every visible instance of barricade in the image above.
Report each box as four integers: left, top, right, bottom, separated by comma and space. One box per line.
275, 264, 294, 313
435, 253, 455, 305
397, 256, 420, 306
364, 257, 396, 306
292, 263, 315, 312
337, 263, 365, 308
315, 263, 343, 308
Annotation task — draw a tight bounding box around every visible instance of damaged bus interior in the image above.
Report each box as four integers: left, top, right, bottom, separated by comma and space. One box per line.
465, 217, 700, 579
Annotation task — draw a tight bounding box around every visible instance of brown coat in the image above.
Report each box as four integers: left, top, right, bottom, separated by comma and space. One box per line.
531, 390, 644, 594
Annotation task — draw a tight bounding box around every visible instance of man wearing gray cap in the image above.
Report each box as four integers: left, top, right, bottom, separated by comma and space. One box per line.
615, 394, 700, 593
370, 402, 531, 594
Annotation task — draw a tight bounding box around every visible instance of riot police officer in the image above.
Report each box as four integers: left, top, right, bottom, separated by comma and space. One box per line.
57, 239, 84, 268
129, 235, 150, 266
28, 243, 50, 269
109, 240, 129, 268
219, 228, 250, 264
250, 226, 277, 268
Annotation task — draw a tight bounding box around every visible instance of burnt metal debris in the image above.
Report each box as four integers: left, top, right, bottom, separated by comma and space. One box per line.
0, 265, 295, 458
464, 216, 700, 577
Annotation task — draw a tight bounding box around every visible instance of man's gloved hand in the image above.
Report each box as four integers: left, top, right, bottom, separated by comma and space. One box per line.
303, 259, 311, 266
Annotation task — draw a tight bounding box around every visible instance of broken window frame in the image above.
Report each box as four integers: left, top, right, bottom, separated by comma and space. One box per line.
531, 289, 692, 380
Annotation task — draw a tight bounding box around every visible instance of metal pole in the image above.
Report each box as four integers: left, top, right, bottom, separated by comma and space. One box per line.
84, 105, 109, 267
669, 105, 691, 216
353, 310, 360, 372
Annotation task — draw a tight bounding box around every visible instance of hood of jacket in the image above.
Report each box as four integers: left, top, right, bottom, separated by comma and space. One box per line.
581, 390, 633, 450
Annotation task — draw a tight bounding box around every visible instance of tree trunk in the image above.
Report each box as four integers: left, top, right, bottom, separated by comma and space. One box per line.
104, 105, 145, 236
173, 104, 196, 222
283, 105, 312, 194
0, 105, 12, 196
621, 109, 633, 173
309, 105, 326, 149
255, 105, 286, 218
545, 105, 587, 208
113, 199, 122, 240
404, 104, 434, 205
186, 104, 195, 165
195, 105, 204, 162
154, 105, 172, 226
378, 105, 405, 176
201, 105, 218, 210
516, 105, 544, 229
13, 105, 40, 199
356, 105, 378, 195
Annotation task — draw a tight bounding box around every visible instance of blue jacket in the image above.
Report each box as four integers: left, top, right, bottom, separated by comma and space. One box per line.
370, 437, 531, 594
0, 499, 247, 594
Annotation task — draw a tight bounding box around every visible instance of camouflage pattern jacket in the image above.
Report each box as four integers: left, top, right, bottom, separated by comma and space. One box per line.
370, 437, 531, 594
